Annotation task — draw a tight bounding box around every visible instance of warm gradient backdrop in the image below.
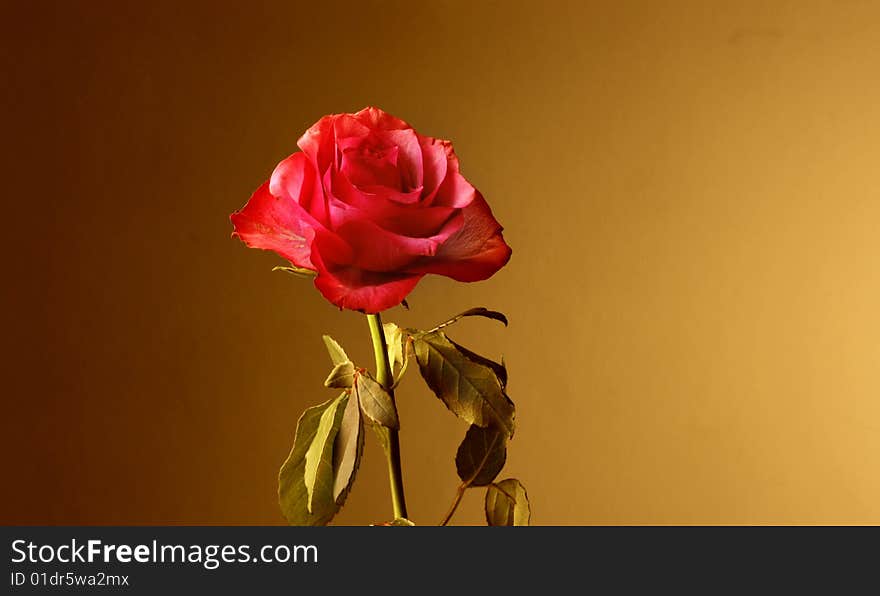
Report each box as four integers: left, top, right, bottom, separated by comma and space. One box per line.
3, 0, 880, 525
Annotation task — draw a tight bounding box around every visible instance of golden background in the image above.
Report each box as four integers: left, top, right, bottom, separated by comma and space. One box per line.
3, 0, 880, 524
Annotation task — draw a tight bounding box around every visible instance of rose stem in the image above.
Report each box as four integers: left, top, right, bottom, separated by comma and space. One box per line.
366, 313, 408, 520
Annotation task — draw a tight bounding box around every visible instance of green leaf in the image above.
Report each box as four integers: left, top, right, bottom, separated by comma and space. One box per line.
431, 307, 509, 331
449, 338, 508, 390
485, 479, 530, 526
322, 335, 349, 366
324, 361, 355, 388
279, 395, 347, 525
413, 331, 515, 436
383, 322, 406, 374
355, 372, 400, 430
304, 395, 344, 512
456, 424, 507, 486
332, 387, 363, 503
272, 265, 317, 278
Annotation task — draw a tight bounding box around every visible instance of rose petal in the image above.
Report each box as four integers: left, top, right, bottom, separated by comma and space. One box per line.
406, 192, 511, 281
419, 136, 449, 202
340, 140, 401, 190
269, 152, 328, 224
310, 230, 422, 313
313, 267, 422, 313
323, 167, 419, 230
431, 169, 476, 208
327, 166, 459, 236
230, 181, 320, 270
297, 114, 337, 172
323, 167, 377, 229
333, 113, 371, 143
376, 205, 458, 238
441, 138, 462, 172
336, 214, 463, 272
354, 106, 411, 131
326, 167, 423, 222
357, 184, 423, 204
380, 129, 423, 191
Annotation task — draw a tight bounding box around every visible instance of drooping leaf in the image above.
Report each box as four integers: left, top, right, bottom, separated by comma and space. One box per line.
272, 265, 317, 278
384, 322, 406, 374
374, 518, 416, 526
456, 424, 507, 486
322, 335, 349, 366
304, 395, 344, 512
431, 307, 509, 331
332, 388, 363, 503
355, 372, 400, 430
279, 396, 347, 525
449, 338, 508, 390
413, 331, 515, 436
324, 361, 356, 388
485, 479, 530, 526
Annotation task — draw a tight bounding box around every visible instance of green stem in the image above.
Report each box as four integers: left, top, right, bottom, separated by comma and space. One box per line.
367, 313, 408, 520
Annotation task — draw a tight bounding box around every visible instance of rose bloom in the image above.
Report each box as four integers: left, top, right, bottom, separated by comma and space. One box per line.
231, 107, 511, 313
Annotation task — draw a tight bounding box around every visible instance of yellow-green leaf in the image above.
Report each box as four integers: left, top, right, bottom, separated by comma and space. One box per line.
332, 388, 363, 503
304, 395, 344, 512
324, 361, 355, 388
355, 372, 399, 430
322, 335, 349, 366
449, 338, 508, 390
413, 331, 515, 436
383, 322, 406, 374
485, 479, 530, 526
456, 424, 507, 486
279, 396, 347, 525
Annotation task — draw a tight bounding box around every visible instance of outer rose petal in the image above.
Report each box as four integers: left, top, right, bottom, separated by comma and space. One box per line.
230, 181, 319, 270
314, 268, 422, 313
406, 192, 511, 282
310, 230, 422, 313
333, 113, 371, 143
354, 106, 411, 131
297, 114, 338, 172
440, 138, 462, 172
431, 169, 476, 208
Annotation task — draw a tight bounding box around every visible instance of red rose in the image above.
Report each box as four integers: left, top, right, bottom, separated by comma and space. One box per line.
230, 107, 511, 313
